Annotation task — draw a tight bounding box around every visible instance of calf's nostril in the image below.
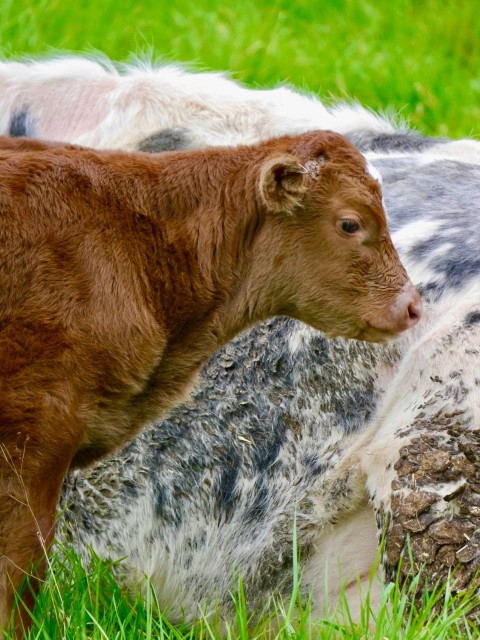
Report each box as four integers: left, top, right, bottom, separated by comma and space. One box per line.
407, 300, 422, 324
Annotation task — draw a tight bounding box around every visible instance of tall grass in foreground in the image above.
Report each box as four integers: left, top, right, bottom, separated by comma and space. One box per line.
6, 545, 480, 640
1, 0, 480, 137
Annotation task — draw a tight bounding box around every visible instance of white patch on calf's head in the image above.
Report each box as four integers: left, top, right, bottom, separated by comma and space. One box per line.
300, 158, 322, 180
366, 160, 382, 185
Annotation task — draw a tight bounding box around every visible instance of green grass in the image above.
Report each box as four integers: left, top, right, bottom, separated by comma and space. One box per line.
5, 544, 480, 640
1, 0, 480, 137
1, 0, 480, 636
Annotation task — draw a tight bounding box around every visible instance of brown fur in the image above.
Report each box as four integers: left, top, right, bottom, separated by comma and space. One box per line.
0, 131, 420, 633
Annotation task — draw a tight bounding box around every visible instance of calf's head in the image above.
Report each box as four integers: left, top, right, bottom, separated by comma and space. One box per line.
255, 131, 421, 342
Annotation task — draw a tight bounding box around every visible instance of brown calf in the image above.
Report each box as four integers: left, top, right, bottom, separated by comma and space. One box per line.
0, 131, 420, 633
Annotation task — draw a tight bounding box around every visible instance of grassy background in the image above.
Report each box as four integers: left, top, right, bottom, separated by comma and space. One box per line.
1, 0, 480, 138
2, 0, 480, 637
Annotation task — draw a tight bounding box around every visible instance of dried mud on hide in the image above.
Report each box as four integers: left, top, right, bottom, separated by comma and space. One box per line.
381, 416, 480, 614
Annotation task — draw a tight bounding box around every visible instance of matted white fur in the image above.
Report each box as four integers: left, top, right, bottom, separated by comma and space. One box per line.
0, 56, 396, 150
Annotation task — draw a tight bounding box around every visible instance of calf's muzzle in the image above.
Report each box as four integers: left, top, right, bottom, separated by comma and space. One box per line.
381, 281, 423, 334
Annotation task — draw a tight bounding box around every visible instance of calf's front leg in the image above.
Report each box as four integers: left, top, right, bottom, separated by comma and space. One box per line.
0, 431, 77, 636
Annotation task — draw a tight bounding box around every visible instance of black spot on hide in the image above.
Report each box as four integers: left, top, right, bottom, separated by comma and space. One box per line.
302, 453, 325, 476
347, 130, 447, 153
243, 480, 270, 524
464, 310, 480, 326
9, 107, 32, 137
215, 446, 241, 514
252, 427, 284, 473
137, 129, 192, 153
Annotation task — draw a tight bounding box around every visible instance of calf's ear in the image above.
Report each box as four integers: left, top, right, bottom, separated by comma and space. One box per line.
258, 155, 310, 214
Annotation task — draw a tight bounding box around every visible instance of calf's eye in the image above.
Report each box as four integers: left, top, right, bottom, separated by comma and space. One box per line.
339, 219, 360, 234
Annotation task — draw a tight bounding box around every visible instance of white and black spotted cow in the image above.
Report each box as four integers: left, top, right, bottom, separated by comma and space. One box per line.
1, 57, 479, 628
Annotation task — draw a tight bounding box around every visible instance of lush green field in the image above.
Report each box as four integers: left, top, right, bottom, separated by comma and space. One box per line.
2, 0, 480, 137
2, 0, 480, 637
